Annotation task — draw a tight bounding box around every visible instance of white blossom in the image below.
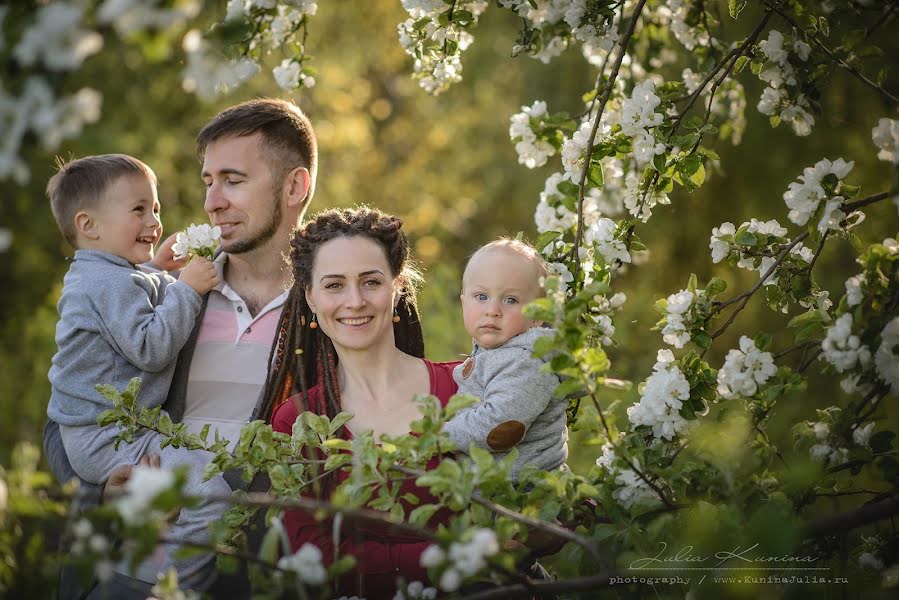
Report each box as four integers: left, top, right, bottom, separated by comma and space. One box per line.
439, 568, 461, 592
595, 443, 660, 509
821, 313, 871, 373
394, 581, 437, 600
874, 317, 899, 394
627, 352, 693, 440
813, 421, 830, 440
95, 559, 115, 582
277, 543, 327, 585
783, 158, 854, 226
859, 552, 884, 571
585, 218, 630, 265
273, 59, 302, 90
793, 39, 812, 61
114, 466, 175, 525
171, 223, 222, 260
844, 274, 864, 306
853, 422, 875, 447
709, 222, 735, 263
420, 544, 445, 568
72, 518, 93, 539
13, 3, 103, 72
509, 101, 556, 168
871, 118, 899, 164
716, 336, 778, 399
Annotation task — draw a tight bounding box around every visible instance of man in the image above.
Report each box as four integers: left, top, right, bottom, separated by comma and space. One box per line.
43, 97, 317, 598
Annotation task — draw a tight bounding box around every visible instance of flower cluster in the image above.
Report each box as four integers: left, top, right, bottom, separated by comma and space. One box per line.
13, 2, 102, 72
820, 313, 871, 374
716, 336, 777, 399
397, 1, 486, 94
69, 517, 114, 583
509, 101, 557, 169
872, 117, 899, 165
420, 528, 499, 592
393, 580, 438, 600
181, 30, 260, 101
616, 80, 665, 164
782, 158, 855, 233
658, 288, 712, 349
511, 0, 618, 65
595, 442, 661, 509
657, 0, 712, 51
115, 466, 176, 525
588, 292, 626, 346
171, 223, 222, 261
96, 0, 201, 37
682, 68, 747, 145
627, 350, 693, 440
874, 316, 899, 395
754, 29, 816, 136
277, 542, 327, 585
808, 418, 848, 467
858, 535, 886, 571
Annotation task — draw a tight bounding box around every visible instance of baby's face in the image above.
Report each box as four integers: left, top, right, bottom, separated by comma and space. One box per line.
460, 248, 543, 349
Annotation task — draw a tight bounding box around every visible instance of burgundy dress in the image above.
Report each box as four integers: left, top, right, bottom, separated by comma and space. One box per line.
271, 359, 461, 599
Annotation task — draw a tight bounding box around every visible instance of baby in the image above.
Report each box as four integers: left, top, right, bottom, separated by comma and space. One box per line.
45, 154, 229, 586
443, 238, 569, 480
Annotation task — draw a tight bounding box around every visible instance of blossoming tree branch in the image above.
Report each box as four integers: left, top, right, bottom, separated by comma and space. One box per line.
1, 0, 898, 598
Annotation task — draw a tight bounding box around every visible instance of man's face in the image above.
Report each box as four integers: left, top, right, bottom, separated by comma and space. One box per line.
201, 133, 282, 255
460, 248, 543, 349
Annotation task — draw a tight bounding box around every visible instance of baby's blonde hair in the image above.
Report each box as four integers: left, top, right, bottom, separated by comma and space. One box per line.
463, 237, 550, 291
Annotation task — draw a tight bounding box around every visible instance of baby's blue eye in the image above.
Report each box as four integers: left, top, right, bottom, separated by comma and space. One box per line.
503, 297, 519, 305
475, 293, 488, 302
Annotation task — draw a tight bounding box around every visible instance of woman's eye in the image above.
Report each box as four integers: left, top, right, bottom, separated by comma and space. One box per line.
133, 206, 144, 213
324, 282, 341, 290
363, 279, 380, 287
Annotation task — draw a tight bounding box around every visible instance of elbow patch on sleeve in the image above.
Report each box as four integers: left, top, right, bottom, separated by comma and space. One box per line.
487, 420, 526, 450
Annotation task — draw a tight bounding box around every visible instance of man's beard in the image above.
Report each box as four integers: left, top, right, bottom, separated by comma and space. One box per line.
224, 193, 282, 255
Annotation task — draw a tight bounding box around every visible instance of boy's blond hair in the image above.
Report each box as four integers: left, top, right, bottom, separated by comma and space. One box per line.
47, 154, 157, 248
463, 237, 551, 291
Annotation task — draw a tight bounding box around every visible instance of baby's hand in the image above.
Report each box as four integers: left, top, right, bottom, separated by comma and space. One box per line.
179, 258, 220, 295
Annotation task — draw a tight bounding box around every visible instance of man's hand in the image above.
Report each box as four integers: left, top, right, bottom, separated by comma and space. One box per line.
101, 453, 160, 504
151, 233, 191, 272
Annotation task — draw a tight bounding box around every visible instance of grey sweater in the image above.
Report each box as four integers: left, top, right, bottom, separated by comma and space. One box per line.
443, 327, 568, 479
47, 249, 202, 426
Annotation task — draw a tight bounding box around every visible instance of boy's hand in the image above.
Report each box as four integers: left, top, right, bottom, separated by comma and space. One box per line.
179, 258, 220, 295
150, 233, 190, 272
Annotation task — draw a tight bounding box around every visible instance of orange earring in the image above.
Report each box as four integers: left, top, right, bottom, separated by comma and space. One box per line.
392, 308, 400, 323
310, 313, 318, 329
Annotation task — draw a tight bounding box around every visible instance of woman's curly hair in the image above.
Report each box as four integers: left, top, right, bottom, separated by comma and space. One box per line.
258, 206, 424, 424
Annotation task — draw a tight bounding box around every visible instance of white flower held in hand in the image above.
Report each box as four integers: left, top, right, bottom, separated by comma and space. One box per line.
171, 223, 222, 261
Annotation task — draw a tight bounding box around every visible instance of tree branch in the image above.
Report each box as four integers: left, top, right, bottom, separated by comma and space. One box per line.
771, 5, 899, 105
804, 495, 899, 539
570, 0, 648, 288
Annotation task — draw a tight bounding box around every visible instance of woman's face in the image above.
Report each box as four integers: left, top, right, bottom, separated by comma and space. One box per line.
305, 235, 400, 354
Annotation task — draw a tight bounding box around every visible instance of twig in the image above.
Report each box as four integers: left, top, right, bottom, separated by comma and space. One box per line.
710, 231, 810, 338
589, 394, 677, 510
570, 0, 648, 288
804, 495, 899, 539
843, 191, 891, 213
771, 5, 899, 105
457, 573, 615, 600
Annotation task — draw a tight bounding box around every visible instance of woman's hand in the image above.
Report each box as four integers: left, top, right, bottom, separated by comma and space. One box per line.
101, 453, 160, 504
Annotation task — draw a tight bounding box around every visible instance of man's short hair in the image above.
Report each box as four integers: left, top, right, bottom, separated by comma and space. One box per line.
196, 98, 318, 206
47, 154, 157, 248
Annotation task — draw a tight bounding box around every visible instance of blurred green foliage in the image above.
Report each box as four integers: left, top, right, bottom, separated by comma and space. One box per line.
0, 0, 897, 488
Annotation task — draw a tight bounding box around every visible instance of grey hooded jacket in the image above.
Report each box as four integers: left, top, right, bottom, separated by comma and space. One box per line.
443, 327, 568, 479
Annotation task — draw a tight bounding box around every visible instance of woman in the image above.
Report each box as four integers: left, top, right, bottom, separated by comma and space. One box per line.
263, 207, 460, 598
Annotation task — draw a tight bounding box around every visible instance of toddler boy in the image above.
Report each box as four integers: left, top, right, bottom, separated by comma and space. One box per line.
45, 154, 228, 587
443, 238, 568, 480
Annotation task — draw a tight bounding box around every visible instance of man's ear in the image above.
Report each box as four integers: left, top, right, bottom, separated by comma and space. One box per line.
74, 210, 99, 241
284, 166, 311, 210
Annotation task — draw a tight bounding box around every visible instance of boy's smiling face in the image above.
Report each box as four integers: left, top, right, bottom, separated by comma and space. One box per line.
460, 247, 543, 349
85, 175, 162, 265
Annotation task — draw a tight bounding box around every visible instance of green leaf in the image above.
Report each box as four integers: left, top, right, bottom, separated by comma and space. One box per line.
409, 504, 440, 526
692, 330, 712, 350
534, 230, 561, 253
706, 276, 727, 297
729, 0, 747, 19
734, 230, 759, 246
689, 163, 706, 187
870, 431, 895, 454
588, 161, 604, 187
733, 55, 749, 73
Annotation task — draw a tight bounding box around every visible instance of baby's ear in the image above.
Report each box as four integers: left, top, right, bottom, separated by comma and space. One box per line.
74, 210, 99, 240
